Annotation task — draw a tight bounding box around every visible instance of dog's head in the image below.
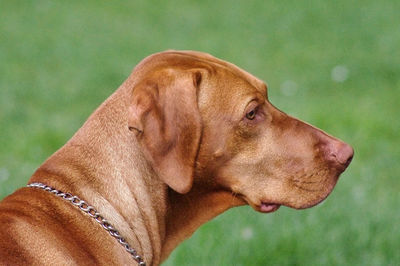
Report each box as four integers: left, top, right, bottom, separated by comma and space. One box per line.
128, 50, 353, 212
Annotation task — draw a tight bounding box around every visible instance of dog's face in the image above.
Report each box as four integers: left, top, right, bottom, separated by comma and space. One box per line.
195, 65, 353, 212
129, 51, 353, 213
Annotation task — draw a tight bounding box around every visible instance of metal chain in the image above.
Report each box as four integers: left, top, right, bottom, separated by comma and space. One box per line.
27, 182, 146, 266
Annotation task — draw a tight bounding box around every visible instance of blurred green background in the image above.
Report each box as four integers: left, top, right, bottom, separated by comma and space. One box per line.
1, 0, 399, 265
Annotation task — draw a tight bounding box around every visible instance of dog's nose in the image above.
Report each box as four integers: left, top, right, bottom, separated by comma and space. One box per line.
326, 141, 354, 169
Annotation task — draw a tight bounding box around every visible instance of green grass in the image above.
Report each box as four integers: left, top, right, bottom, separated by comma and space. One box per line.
1, 0, 399, 265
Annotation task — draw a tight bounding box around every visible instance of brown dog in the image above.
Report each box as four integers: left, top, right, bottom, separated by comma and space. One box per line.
0, 50, 353, 265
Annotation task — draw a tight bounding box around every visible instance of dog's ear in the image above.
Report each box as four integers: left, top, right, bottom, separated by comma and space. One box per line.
128, 70, 202, 194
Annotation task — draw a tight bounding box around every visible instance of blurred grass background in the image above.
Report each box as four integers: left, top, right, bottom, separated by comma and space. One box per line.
0, 0, 399, 265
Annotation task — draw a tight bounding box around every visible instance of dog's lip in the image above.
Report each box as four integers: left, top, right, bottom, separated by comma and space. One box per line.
259, 202, 281, 213
235, 193, 281, 213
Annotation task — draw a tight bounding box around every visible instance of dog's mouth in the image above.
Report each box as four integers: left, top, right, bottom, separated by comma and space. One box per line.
259, 202, 281, 213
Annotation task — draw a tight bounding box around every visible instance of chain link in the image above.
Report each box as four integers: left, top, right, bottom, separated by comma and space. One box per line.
27, 182, 146, 266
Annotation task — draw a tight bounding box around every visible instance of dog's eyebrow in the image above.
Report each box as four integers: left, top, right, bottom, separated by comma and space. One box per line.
247, 82, 268, 98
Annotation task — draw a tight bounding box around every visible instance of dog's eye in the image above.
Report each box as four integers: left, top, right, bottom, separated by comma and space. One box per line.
246, 109, 257, 120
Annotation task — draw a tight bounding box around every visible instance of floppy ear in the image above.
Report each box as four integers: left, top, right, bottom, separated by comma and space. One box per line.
128, 70, 202, 194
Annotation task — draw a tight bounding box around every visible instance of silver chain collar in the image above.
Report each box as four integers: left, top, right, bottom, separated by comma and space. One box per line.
27, 182, 146, 266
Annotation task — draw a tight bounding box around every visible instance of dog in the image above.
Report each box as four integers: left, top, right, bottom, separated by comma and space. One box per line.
0, 50, 353, 265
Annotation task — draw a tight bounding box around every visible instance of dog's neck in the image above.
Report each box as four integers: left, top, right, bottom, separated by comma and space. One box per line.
29, 83, 244, 265
30, 84, 165, 264
162, 187, 245, 261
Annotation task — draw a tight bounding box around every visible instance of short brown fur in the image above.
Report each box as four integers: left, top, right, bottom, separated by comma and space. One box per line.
0, 50, 353, 265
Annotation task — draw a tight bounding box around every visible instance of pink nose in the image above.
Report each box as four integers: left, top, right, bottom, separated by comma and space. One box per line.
327, 141, 354, 169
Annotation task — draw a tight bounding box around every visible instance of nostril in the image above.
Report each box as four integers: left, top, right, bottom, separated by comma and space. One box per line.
345, 152, 354, 166
327, 142, 354, 167
330, 143, 354, 167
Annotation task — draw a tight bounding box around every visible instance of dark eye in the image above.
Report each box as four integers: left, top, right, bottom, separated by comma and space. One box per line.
246, 109, 257, 120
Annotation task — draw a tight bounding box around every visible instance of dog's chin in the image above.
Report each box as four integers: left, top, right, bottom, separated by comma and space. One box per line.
245, 187, 335, 213
252, 199, 320, 214
237, 176, 339, 214
290, 191, 335, 210
284, 186, 338, 210
283, 171, 343, 210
